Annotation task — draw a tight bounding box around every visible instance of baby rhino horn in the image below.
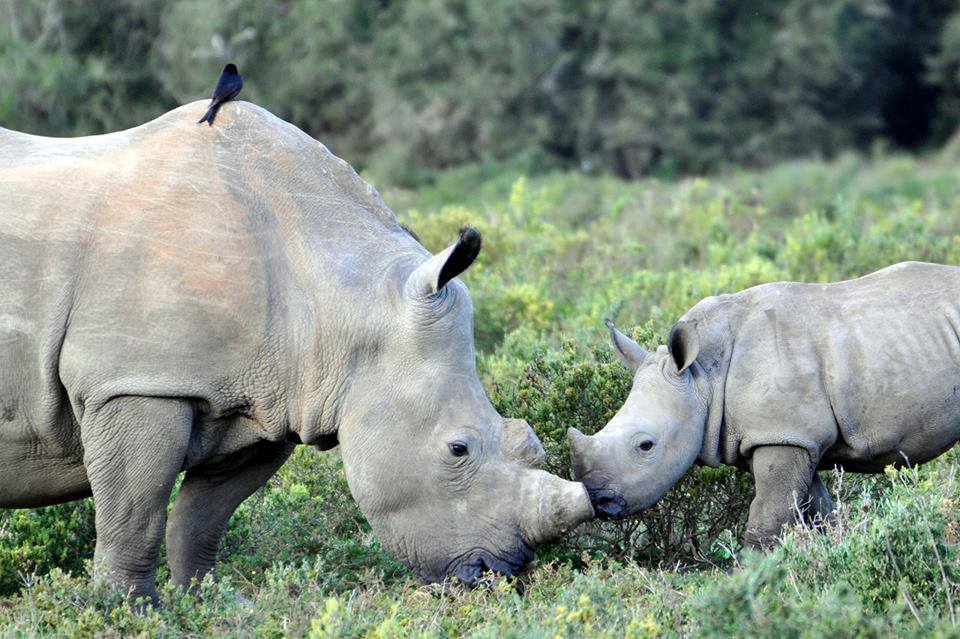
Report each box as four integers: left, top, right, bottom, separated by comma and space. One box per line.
567, 427, 599, 481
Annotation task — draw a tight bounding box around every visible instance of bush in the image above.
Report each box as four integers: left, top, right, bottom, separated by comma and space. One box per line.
0, 501, 95, 596
219, 448, 404, 592
6, 454, 960, 639
691, 559, 918, 638
691, 457, 960, 637
3, 1, 959, 180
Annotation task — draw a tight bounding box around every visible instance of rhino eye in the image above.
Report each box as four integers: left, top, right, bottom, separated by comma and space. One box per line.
638, 440, 655, 452
448, 441, 469, 457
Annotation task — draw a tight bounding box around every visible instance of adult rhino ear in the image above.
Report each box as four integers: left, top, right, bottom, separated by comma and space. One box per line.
667, 320, 699, 374
605, 319, 649, 372
404, 227, 482, 298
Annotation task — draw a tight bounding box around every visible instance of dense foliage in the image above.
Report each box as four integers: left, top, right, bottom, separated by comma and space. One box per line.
3, 149, 960, 634
2, 0, 959, 182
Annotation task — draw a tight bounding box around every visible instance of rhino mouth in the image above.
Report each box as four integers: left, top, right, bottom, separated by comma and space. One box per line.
451, 542, 536, 586
587, 487, 628, 519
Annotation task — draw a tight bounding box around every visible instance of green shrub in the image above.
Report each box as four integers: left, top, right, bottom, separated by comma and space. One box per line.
0, 501, 95, 596
219, 448, 404, 592
691, 558, 919, 639
689, 457, 960, 638
778, 461, 960, 614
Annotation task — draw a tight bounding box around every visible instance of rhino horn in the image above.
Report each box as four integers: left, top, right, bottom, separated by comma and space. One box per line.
501, 418, 547, 467
567, 427, 598, 481
405, 227, 482, 298
524, 472, 595, 544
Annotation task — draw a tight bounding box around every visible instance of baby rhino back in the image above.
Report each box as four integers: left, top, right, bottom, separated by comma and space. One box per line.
725, 262, 960, 471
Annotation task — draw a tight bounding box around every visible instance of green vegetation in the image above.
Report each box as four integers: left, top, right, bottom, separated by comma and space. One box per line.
2, 1, 960, 183
3, 150, 960, 635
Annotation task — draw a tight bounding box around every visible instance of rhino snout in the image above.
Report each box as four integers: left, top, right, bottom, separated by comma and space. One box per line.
567, 427, 629, 518
586, 487, 628, 519
453, 544, 535, 586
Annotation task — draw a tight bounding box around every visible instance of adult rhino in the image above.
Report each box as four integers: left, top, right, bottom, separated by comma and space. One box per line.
569, 262, 960, 548
0, 101, 593, 602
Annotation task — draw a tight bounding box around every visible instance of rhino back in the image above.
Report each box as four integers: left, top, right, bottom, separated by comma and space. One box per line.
697, 262, 960, 469
0, 102, 416, 457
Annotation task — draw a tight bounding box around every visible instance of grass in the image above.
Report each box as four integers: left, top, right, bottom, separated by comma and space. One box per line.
3, 461, 957, 637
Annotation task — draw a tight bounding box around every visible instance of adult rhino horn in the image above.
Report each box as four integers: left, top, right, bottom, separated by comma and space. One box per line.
405, 227, 482, 298
501, 418, 547, 468
523, 472, 595, 545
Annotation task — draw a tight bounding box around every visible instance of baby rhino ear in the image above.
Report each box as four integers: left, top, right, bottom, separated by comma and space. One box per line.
667, 320, 699, 374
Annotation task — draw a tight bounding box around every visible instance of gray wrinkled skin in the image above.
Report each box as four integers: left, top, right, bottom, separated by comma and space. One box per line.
0, 101, 593, 602
570, 262, 960, 547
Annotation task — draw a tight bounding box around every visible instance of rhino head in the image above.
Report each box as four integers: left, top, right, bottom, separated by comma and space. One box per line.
567, 320, 708, 519
335, 229, 593, 583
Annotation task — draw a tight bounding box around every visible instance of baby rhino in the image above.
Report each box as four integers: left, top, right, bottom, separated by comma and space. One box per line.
569, 262, 960, 547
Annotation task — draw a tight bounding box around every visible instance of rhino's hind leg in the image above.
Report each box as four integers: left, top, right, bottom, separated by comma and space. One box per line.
166, 441, 295, 590
81, 396, 193, 604
803, 474, 835, 531
744, 445, 818, 549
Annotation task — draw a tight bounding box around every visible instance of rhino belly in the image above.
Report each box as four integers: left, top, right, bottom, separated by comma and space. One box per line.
0, 337, 87, 507
821, 382, 960, 473
0, 446, 90, 508
0, 408, 89, 508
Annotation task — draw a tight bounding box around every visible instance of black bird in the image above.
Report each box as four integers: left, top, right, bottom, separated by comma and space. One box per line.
198, 63, 243, 126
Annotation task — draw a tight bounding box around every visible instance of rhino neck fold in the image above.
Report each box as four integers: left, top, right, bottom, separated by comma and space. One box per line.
285, 302, 382, 447
683, 297, 742, 468
696, 352, 728, 468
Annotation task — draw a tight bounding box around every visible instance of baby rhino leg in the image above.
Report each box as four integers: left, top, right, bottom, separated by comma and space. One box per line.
745, 445, 818, 549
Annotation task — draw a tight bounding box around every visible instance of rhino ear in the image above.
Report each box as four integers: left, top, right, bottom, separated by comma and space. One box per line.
667, 320, 699, 374
605, 319, 649, 372
405, 227, 482, 298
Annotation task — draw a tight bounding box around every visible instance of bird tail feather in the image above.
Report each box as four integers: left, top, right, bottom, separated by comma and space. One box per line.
197, 104, 217, 125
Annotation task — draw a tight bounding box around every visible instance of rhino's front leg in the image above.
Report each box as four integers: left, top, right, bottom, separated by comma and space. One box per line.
81, 396, 193, 604
166, 441, 295, 590
744, 445, 817, 549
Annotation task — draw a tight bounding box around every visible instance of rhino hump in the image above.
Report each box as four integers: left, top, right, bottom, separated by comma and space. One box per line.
0, 100, 418, 445
0, 100, 396, 230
